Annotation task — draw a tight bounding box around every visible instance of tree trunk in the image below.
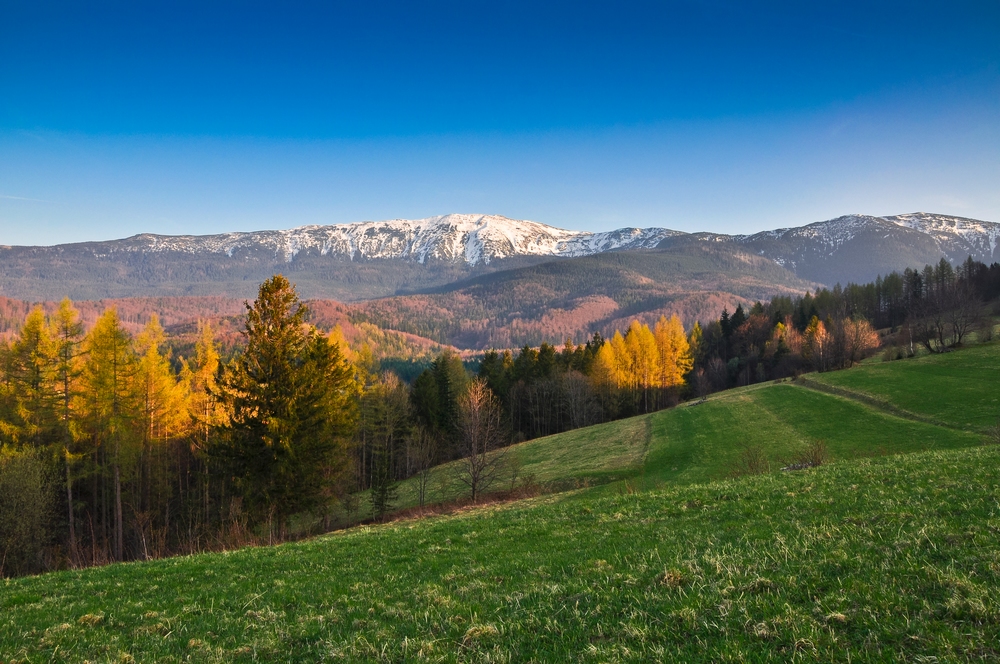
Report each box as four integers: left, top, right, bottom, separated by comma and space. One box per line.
114, 458, 123, 561
65, 452, 78, 565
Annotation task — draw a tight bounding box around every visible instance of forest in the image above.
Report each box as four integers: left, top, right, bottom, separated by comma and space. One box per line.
1, 257, 997, 578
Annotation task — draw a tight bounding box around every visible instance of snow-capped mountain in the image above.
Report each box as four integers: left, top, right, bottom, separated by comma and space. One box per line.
0, 211, 996, 301
108, 214, 684, 266
704, 212, 1000, 284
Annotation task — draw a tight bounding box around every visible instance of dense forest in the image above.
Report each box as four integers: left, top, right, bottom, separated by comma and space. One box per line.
1, 257, 997, 577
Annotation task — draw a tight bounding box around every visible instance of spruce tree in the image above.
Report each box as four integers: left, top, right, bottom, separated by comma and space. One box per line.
214, 275, 357, 530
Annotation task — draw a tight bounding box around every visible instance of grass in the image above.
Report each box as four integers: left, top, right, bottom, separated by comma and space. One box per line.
640, 383, 981, 487
809, 342, 1000, 431
372, 343, 997, 518
3, 445, 1000, 662
358, 415, 652, 519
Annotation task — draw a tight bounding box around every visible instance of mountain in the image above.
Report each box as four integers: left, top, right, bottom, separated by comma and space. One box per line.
0, 214, 681, 301
125, 213, 679, 265
352, 243, 817, 349
0, 212, 995, 302
710, 212, 1000, 285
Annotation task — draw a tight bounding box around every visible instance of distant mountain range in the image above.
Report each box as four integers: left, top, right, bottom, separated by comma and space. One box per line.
0, 212, 996, 302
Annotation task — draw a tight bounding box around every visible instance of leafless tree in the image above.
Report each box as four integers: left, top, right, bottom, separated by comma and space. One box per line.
947, 282, 984, 345
453, 379, 510, 503
406, 426, 437, 508
841, 318, 880, 366
910, 295, 949, 353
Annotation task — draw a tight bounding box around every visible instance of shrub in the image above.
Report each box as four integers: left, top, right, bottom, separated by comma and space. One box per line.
730, 444, 770, 477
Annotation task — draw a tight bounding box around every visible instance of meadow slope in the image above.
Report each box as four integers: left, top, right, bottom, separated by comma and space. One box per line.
3, 343, 998, 662
378, 343, 995, 516
2, 446, 999, 662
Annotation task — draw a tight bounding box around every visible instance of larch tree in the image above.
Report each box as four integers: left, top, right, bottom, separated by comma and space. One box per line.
7, 307, 57, 448
625, 320, 660, 412
80, 308, 138, 562
51, 298, 84, 563
655, 314, 693, 390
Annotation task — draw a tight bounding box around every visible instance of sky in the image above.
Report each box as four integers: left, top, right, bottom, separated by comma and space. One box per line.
1, 1, 999, 245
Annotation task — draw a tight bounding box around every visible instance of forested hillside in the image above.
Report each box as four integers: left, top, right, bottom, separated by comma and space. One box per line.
354, 243, 816, 348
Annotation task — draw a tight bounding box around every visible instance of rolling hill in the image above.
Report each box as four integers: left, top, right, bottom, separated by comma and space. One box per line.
372, 340, 997, 515
3, 341, 998, 661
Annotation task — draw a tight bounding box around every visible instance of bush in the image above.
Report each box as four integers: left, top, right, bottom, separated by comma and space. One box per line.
730, 444, 770, 478
0, 447, 55, 577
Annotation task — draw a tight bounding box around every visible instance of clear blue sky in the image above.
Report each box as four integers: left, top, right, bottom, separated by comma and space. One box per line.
1, 1, 998, 245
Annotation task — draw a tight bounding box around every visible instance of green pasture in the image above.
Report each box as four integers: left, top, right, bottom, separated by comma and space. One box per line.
4, 445, 1000, 662
810, 342, 1000, 431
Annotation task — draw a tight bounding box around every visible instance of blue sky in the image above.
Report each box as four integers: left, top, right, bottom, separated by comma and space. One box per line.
1, 1, 998, 245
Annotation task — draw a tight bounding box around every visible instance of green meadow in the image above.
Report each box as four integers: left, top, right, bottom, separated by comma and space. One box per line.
384, 343, 994, 514
2, 343, 998, 662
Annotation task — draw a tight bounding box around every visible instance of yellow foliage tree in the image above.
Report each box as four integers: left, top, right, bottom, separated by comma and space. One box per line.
654, 314, 693, 389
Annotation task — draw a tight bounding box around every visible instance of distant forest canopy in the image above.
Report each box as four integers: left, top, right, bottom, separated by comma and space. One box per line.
0, 256, 997, 577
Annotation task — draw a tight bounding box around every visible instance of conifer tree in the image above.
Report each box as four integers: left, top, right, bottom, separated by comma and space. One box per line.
214, 275, 357, 529
8, 307, 57, 447
80, 308, 138, 561
51, 299, 84, 563
655, 314, 693, 389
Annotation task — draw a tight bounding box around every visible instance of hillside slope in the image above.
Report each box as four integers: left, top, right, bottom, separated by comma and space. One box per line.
368, 341, 996, 518
353, 243, 817, 348
4, 445, 998, 661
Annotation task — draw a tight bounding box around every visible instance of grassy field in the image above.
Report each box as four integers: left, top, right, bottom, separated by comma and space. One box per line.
373, 415, 652, 519
3, 445, 1000, 662
810, 342, 1000, 431
365, 343, 996, 519
640, 382, 981, 488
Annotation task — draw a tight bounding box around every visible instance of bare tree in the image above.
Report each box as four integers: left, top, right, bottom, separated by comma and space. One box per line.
841, 318, 880, 366
406, 425, 437, 509
910, 295, 949, 353
454, 379, 510, 503
947, 282, 984, 346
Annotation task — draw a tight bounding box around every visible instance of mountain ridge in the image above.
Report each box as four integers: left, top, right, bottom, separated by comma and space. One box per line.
0, 211, 996, 301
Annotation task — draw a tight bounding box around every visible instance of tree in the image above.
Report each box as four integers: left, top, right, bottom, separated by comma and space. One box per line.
133, 315, 189, 558
803, 316, 830, 372
655, 314, 693, 390
7, 307, 57, 447
454, 379, 510, 503
51, 299, 84, 564
406, 425, 438, 509
625, 320, 659, 412
841, 318, 880, 366
362, 372, 410, 521
0, 447, 55, 577
80, 308, 138, 561
213, 275, 357, 530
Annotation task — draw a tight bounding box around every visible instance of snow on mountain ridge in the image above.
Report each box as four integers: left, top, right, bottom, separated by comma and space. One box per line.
115, 214, 684, 266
